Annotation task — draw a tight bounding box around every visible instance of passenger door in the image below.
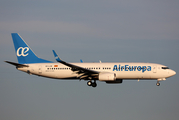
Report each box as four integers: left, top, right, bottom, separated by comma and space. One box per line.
153, 66, 157, 73
39, 65, 42, 74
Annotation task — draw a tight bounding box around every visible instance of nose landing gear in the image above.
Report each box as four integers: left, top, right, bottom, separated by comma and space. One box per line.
156, 82, 160, 86
87, 80, 97, 88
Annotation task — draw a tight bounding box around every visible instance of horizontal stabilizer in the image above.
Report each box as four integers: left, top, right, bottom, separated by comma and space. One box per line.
5, 61, 29, 67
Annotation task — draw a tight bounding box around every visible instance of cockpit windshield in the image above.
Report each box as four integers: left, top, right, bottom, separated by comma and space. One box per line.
162, 67, 169, 69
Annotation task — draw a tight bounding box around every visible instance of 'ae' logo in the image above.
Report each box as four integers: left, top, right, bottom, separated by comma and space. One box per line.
17, 47, 29, 57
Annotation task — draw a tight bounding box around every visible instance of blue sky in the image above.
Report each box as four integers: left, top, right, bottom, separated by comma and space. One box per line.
0, 0, 179, 120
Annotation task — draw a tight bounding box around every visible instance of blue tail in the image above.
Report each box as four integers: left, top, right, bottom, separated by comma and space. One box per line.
11, 33, 52, 64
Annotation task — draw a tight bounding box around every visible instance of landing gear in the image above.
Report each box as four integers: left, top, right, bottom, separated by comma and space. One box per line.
156, 82, 160, 86
87, 81, 92, 86
92, 82, 97, 87
87, 80, 97, 88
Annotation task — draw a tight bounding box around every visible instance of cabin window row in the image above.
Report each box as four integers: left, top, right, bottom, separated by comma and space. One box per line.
47, 67, 111, 70
47, 68, 71, 70
85, 67, 111, 70
113, 67, 146, 70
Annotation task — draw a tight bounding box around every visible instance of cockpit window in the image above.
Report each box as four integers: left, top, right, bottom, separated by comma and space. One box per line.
162, 67, 169, 69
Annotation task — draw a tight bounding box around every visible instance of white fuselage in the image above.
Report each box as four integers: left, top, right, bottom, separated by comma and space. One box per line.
17, 62, 176, 81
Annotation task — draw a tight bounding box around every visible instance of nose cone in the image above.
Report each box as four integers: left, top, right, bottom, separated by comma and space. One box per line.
172, 70, 176, 76
170, 70, 176, 76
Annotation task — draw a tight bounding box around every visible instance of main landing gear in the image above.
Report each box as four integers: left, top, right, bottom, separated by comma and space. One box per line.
156, 82, 160, 86
87, 80, 97, 88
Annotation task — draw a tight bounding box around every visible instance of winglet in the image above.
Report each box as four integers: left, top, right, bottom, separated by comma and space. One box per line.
52, 50, 62, 62
80, 59, 83, 63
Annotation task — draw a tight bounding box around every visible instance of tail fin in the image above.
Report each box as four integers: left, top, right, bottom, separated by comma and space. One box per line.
11, 33, 52, 64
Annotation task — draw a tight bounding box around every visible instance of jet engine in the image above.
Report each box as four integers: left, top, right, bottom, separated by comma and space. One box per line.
98, 72, 116, 81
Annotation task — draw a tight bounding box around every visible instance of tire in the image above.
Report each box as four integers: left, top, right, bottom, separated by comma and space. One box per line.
156, 82, 160, 86
92, 82, 97, 87
87, 81, 92, 86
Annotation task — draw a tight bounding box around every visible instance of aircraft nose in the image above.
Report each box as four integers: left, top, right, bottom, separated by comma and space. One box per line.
173, 70, 176, 76
170, 70, 176, 76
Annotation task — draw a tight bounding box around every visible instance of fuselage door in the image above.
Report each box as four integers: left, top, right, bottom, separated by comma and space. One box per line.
153, 66, 157, 73
39, 65, 42, 74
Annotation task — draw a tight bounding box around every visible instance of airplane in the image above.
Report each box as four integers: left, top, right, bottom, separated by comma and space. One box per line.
5, 33, 176, 88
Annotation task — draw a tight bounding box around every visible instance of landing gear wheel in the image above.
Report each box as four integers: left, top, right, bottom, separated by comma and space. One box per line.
87, 81, 92, 86
156, 82, 160, 86
91, 82, 97, 88
87, 81, 97, 87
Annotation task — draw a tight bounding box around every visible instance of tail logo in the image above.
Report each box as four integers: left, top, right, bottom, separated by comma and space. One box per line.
17, 47, 29, 57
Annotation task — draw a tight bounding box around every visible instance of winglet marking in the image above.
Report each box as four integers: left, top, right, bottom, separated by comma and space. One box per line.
52, 50, 62, 62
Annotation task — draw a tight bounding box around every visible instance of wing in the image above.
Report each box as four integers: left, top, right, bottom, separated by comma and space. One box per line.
52, 50, 99, 80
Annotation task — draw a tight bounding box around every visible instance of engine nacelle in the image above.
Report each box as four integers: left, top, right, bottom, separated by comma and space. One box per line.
98, 73, 116, 81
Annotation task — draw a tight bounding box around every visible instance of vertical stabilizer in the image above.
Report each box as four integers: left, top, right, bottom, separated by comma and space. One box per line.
11, 33, 52, 64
